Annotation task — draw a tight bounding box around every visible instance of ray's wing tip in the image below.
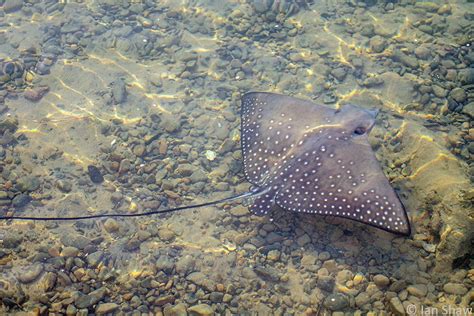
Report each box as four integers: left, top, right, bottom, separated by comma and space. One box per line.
392, 224, 411, 237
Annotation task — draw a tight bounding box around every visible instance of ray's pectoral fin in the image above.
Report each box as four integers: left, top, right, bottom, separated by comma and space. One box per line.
246, 187, 277, 216
273, 133, 411, 236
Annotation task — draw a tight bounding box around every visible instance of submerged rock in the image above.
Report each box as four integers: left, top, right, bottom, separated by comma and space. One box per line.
87, 165, 104, 184
188, 304, 213, 316
3, 0, 24, 13
323, 293, 349, 311
17, 264, 43, 283
111, 79, 127, 104
16, 176, 40, 192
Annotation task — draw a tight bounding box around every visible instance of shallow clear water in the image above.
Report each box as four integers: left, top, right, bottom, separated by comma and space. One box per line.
0, 0, 473, 315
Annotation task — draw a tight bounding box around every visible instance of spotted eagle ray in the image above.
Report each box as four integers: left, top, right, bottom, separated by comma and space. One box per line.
1, 92, 411, 236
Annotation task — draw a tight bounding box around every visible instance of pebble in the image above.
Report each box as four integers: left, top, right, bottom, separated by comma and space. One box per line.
406, 284, 428, 297
190, 169, 207, 183
392, 50, 418, 68
103, 218, 119, 233
415, 2, 439, 12
158, 139, 168, 154
369, 36, 386, 53
458, 68, 474, 85
267, 249, 280, 261
323, 293, 349, 311
414, 46, 431, 59
266, 232, 284, 244
336, 270, 353, 284
175, 164, 196, 177
223, 293, 232, 303
133, 143, 146, 157
188, 303, 213, 316
118, 159, 131, 174
3, 232, 23, 248
353, 274, 364, 285
155, 295, 175, 306
56, 180, 72, 193
301, 252, 317, 267
86, 251, 104, 267
75, 288, 106, 309
322, 259, 337, 273
111, 79, 127, 104
296, 234, 311, 246
210, 291, 224, 302
390, 280, 408, 292
161, 114, 180, 133
317, 275, 335, 292
254, 265, 280, 282
389, 297, 405, 315
0, 191, 8, 200
3, 0, 24, 13
230, 205, 249, 217
462, 102, 474, 117
61, 246, 79, 257
156, 255, 175, 273
450, 88, 467, 103
319, 251, 331, 260
373, 274, 390, 287
331, 67, 347, 81
23, 86, 49, 102
432, 85, 447, 98
443, 283, 468, 295
175, 254, 195, 274
186, 272, 216, 292
12, 193, 31, 207
163, 303, 187, 316
355, 292, 370, 307
17, 264, 43, 283
158, 227, 176, 241
16, 176, 40, 192
96, 303, 119, 315
62, 235, 91, 250
87, 165, 104, 184
66, 304, 77, 315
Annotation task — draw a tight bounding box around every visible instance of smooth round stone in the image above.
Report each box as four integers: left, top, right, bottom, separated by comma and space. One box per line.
267, 250, 280, 262
319, 251, 331, 260
61, 246, 79, 257
450, 88, 467, 103
296, 234, 311, 246
443, 283, 468, 295
458, 68, 474, 85
188, 304, 213, 316
12, 194, 31, 208
389, 297, 405, 315
323, 293, 349, 311
355, 292, 370, 307
369, 36, 386, 53
407, 284, 428, 297
158, 227, 176, 241
96, 303, 119, 315
16, 176, 40, 192
17, 264, 43, 283
103, 218, 119, 233
373, 274, 390, 287
56, 180, 72, 193
336, 270, 353, 284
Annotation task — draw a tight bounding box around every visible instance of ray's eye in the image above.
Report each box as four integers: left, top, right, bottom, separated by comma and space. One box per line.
353, 127, 366, 135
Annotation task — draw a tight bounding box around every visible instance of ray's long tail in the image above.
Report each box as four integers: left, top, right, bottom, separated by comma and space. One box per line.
0, 191, 256, 221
